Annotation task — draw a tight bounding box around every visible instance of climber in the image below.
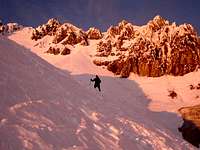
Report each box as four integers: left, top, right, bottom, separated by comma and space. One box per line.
90, 75, 101, 92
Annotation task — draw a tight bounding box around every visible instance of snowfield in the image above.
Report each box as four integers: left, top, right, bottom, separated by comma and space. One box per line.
0, 27, 199, 149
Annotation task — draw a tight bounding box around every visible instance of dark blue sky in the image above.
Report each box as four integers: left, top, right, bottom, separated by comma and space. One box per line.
0, 0, 200, 32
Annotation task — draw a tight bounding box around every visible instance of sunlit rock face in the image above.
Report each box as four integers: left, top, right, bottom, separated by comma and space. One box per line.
30, 16, 200, 72
31, 18, 61, 40
86, 27, 102, 40
178, 105, 200, 148
32, 18, 88, 46
53, 23, 88, 46
93, 15, 200, 77
0, 20, 22, 34
31, 18, 89, 55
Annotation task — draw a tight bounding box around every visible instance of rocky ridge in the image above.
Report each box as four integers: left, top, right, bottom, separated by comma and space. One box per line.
0, 19, 22, 34
30, 16, 200, 77
93, 16, 200, 77
86, 27, 102, 39
31, 18, 103, 55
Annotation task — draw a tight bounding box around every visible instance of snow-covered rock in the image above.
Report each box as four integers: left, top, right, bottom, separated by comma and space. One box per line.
86, 27, 102, 39
147, 15, 170, 31
31, 18, 61, 40
61, 47, 71, 55
93, 15, 200, 77
46, 46, 71, 55
0, 20, 22, 34
52, 23, 88, 46
31, 18, 89, 55
96, 40, 112, 57
46, 46, 61, 55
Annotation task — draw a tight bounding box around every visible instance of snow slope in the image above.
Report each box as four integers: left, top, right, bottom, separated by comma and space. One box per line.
0, 36, 107, 150
0, 28, 198, 149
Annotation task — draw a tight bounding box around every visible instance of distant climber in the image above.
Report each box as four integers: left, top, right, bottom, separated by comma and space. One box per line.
90, 75, 101, 92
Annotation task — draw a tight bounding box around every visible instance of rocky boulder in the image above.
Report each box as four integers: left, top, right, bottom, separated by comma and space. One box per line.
46, 46, 71, 55
46, 47, 61, 55
93, 59, 110, 66
61, 47, 71, 55
178, 105, 200, 148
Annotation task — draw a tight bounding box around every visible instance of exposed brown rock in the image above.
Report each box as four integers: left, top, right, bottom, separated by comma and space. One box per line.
52, 27, 68, 44
31, 19, 88, 47
190, 84, 195, 90
178, 105, 200, 148
197, 83, 200, 90
147, 15, 169, 31
61, 47, 71, 55
86, 27, 102, 39
120, 57, 134, 78
190, 83, 200, 90
93, 60, 110, 66
76, 30, 88, 46
96, 40, 112, 57
105, 20, 134, 40
31, 18, 61, 40
0, 21, 22, 34
53, 24, 88, 46
93, 16, 200, 77
32, 19, 89, 56
46, 47, 60, 55
106, 26, 120, 39
107, 59, 124, 75
168, 90, 177, 99
61, 32, 77, 45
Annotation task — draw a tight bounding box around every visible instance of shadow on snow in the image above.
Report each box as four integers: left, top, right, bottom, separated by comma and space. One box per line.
0, 37, 194, 149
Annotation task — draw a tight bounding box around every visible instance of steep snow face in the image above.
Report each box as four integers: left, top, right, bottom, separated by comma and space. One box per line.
0, 36, 96, 149
93, 15, 200, 77
5, 28, 199, 149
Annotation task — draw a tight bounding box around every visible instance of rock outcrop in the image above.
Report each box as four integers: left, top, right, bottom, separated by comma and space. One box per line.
61, 47, 71, 55
31, 18, 90, 55
31, 18, 88, 46
46, 46, 71, 55
0, 20, 22, 34
86, 27, 102, 39
31, 18, 61, 40
96, 40, 112, 57
178, 105, 200, 148
0, 20, 4, 33
52, 23, 88, 46
93, 15, 200, 77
